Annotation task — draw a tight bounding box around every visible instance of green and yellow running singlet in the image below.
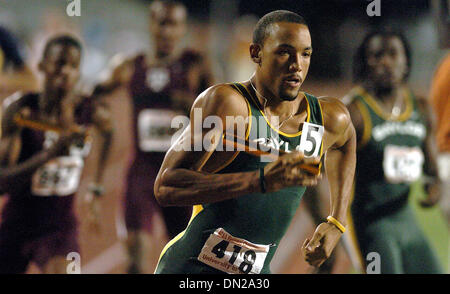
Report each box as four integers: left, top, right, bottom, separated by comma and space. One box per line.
155, 83, 324, 274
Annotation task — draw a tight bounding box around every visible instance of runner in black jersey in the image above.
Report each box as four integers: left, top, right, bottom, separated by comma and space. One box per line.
154, 10, 356, 274
91, 1, 214, 273
0, 35, 113, 274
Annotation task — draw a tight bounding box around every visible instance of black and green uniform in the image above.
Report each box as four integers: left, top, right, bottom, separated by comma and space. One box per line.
155, 83, 324, 274
349, 86, 443, 274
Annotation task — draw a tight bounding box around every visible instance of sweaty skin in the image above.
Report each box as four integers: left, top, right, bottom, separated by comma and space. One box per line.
154, 22, 356, 269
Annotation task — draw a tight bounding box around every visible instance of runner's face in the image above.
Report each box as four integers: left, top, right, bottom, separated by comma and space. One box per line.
258, 22, 312, 101
41, 44, 81, 93
150, 5, 186, 57
365, 35, 408, 89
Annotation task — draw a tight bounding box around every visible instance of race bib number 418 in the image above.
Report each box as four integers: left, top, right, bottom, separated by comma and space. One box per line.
198, 228, 270, 274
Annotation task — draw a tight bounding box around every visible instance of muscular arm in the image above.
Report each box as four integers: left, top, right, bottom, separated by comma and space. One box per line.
155, 85, 322, 207
154, 84, 260, 206
345, 97, 365, 149
302, 98, 356, 267
321, 98, 357, 226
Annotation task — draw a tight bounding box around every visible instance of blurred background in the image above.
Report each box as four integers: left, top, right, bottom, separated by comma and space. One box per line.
0, 0, 448, 274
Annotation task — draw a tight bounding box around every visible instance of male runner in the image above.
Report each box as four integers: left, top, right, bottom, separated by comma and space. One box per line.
0, 35, 113, 274
92, 0, 214, 273
154, 10, 356, 274
344, 31, 443, 273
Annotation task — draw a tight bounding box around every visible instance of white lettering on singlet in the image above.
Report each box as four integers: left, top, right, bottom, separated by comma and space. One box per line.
372, 121, 426, 142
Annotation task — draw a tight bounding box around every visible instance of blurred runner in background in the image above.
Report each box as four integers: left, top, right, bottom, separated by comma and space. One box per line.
92, 0, 214, 273
344, 31, 443, 273
0, 35, 113, 273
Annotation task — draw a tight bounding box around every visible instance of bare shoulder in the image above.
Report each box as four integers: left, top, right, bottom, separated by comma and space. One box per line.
191, 83, 249, 119
318, 96, 352, 134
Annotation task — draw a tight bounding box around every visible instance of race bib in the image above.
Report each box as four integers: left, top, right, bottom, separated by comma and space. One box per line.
296, 122, 324, 157
383, 145, 424, 183
198, 228, 270, 274
32, 156, 84, 196
137, 109, 181, 152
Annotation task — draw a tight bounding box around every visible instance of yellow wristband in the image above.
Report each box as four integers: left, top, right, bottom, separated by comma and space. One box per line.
327, 216, 346, 233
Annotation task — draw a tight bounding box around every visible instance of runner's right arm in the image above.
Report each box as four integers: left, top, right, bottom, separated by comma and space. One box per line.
0, 94, 81, 190
154, 84, 321, 207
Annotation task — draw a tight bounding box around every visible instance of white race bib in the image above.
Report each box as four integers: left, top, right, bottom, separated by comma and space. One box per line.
137, 109, 181, 152
383, 145, 424, 183
296, 122, 324, 157
198, 228, 270, 274
32, 156, 84, 196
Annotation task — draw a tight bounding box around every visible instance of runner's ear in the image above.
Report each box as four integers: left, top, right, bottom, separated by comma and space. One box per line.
250, 43, 262, 65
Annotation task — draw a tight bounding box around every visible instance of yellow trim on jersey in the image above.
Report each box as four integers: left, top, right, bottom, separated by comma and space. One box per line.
154, 204, 204, 272
354, 99, 372, 150
357, 86, 413, 122
211, 83, 252, 174
317, 98, 325, 173
240, 83, 309, 138
154, 84, 254, 272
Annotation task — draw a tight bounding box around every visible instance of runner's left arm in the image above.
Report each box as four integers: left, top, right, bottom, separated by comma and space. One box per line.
302, 98, 356, 268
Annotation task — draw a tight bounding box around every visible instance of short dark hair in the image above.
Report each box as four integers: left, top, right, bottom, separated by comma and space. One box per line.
42, 35, 82, 60
353, 30, 412, 83
252, 10, 308, 46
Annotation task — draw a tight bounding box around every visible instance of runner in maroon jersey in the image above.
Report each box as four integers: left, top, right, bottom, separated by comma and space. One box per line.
92, 0, 214, 273
0, 35, 113, 274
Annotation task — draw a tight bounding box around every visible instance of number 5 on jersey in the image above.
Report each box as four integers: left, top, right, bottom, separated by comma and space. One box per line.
297, 122, 324, 157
